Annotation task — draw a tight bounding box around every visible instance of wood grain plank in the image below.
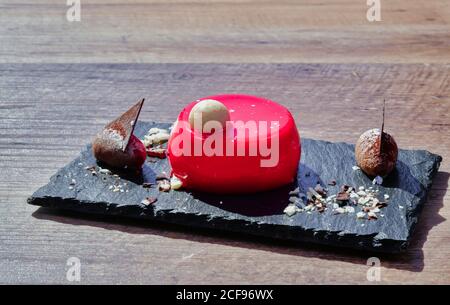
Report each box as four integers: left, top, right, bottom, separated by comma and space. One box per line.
0, 0, 449, 63
0, 63, 449, 284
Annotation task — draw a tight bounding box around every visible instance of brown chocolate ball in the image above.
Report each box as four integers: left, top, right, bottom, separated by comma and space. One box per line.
92, 130, 146, 169
355, 128, 398, 177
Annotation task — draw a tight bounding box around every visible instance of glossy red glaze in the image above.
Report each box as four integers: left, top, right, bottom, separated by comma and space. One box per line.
167, 94, 300, 194
128, 135, 147, 168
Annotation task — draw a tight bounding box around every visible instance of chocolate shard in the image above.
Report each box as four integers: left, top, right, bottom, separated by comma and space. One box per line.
380, 99, 386, 156
104, 98, 145, 152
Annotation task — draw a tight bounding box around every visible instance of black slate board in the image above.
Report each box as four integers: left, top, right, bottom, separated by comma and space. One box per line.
28, 121, 442, 253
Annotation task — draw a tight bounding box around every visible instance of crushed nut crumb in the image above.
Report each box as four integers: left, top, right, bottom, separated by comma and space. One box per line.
158, 180, 171, 192
284, 204, 302, 217
141, 197, 157, 206
170, 176, 183, 190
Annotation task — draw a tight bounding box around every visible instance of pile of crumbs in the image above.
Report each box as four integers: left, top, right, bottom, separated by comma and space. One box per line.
81, 162, 184, 210
108, 181, 129, 193
138, 173, 183, 208
142, 126, 185, 192
155, 172, 183, 192
83, 165, 129, 193
142, 127, 170, 159
284, 182, 390, 220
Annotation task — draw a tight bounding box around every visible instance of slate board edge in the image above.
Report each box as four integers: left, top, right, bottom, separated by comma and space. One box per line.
28, 195, 407, 253
27, 129, 442, 254
401, 151, 442, 252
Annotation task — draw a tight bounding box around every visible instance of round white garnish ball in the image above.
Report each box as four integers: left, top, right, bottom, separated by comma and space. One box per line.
188, 99, 230, 132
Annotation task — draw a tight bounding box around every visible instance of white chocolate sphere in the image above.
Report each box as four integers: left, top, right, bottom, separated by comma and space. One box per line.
188, 99, 230, 132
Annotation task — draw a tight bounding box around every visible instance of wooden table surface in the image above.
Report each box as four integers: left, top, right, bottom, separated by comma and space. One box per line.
0, 0, 449, 284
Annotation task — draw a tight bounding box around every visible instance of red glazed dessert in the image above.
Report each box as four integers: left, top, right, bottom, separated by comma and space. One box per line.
167, 94, 300, 194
